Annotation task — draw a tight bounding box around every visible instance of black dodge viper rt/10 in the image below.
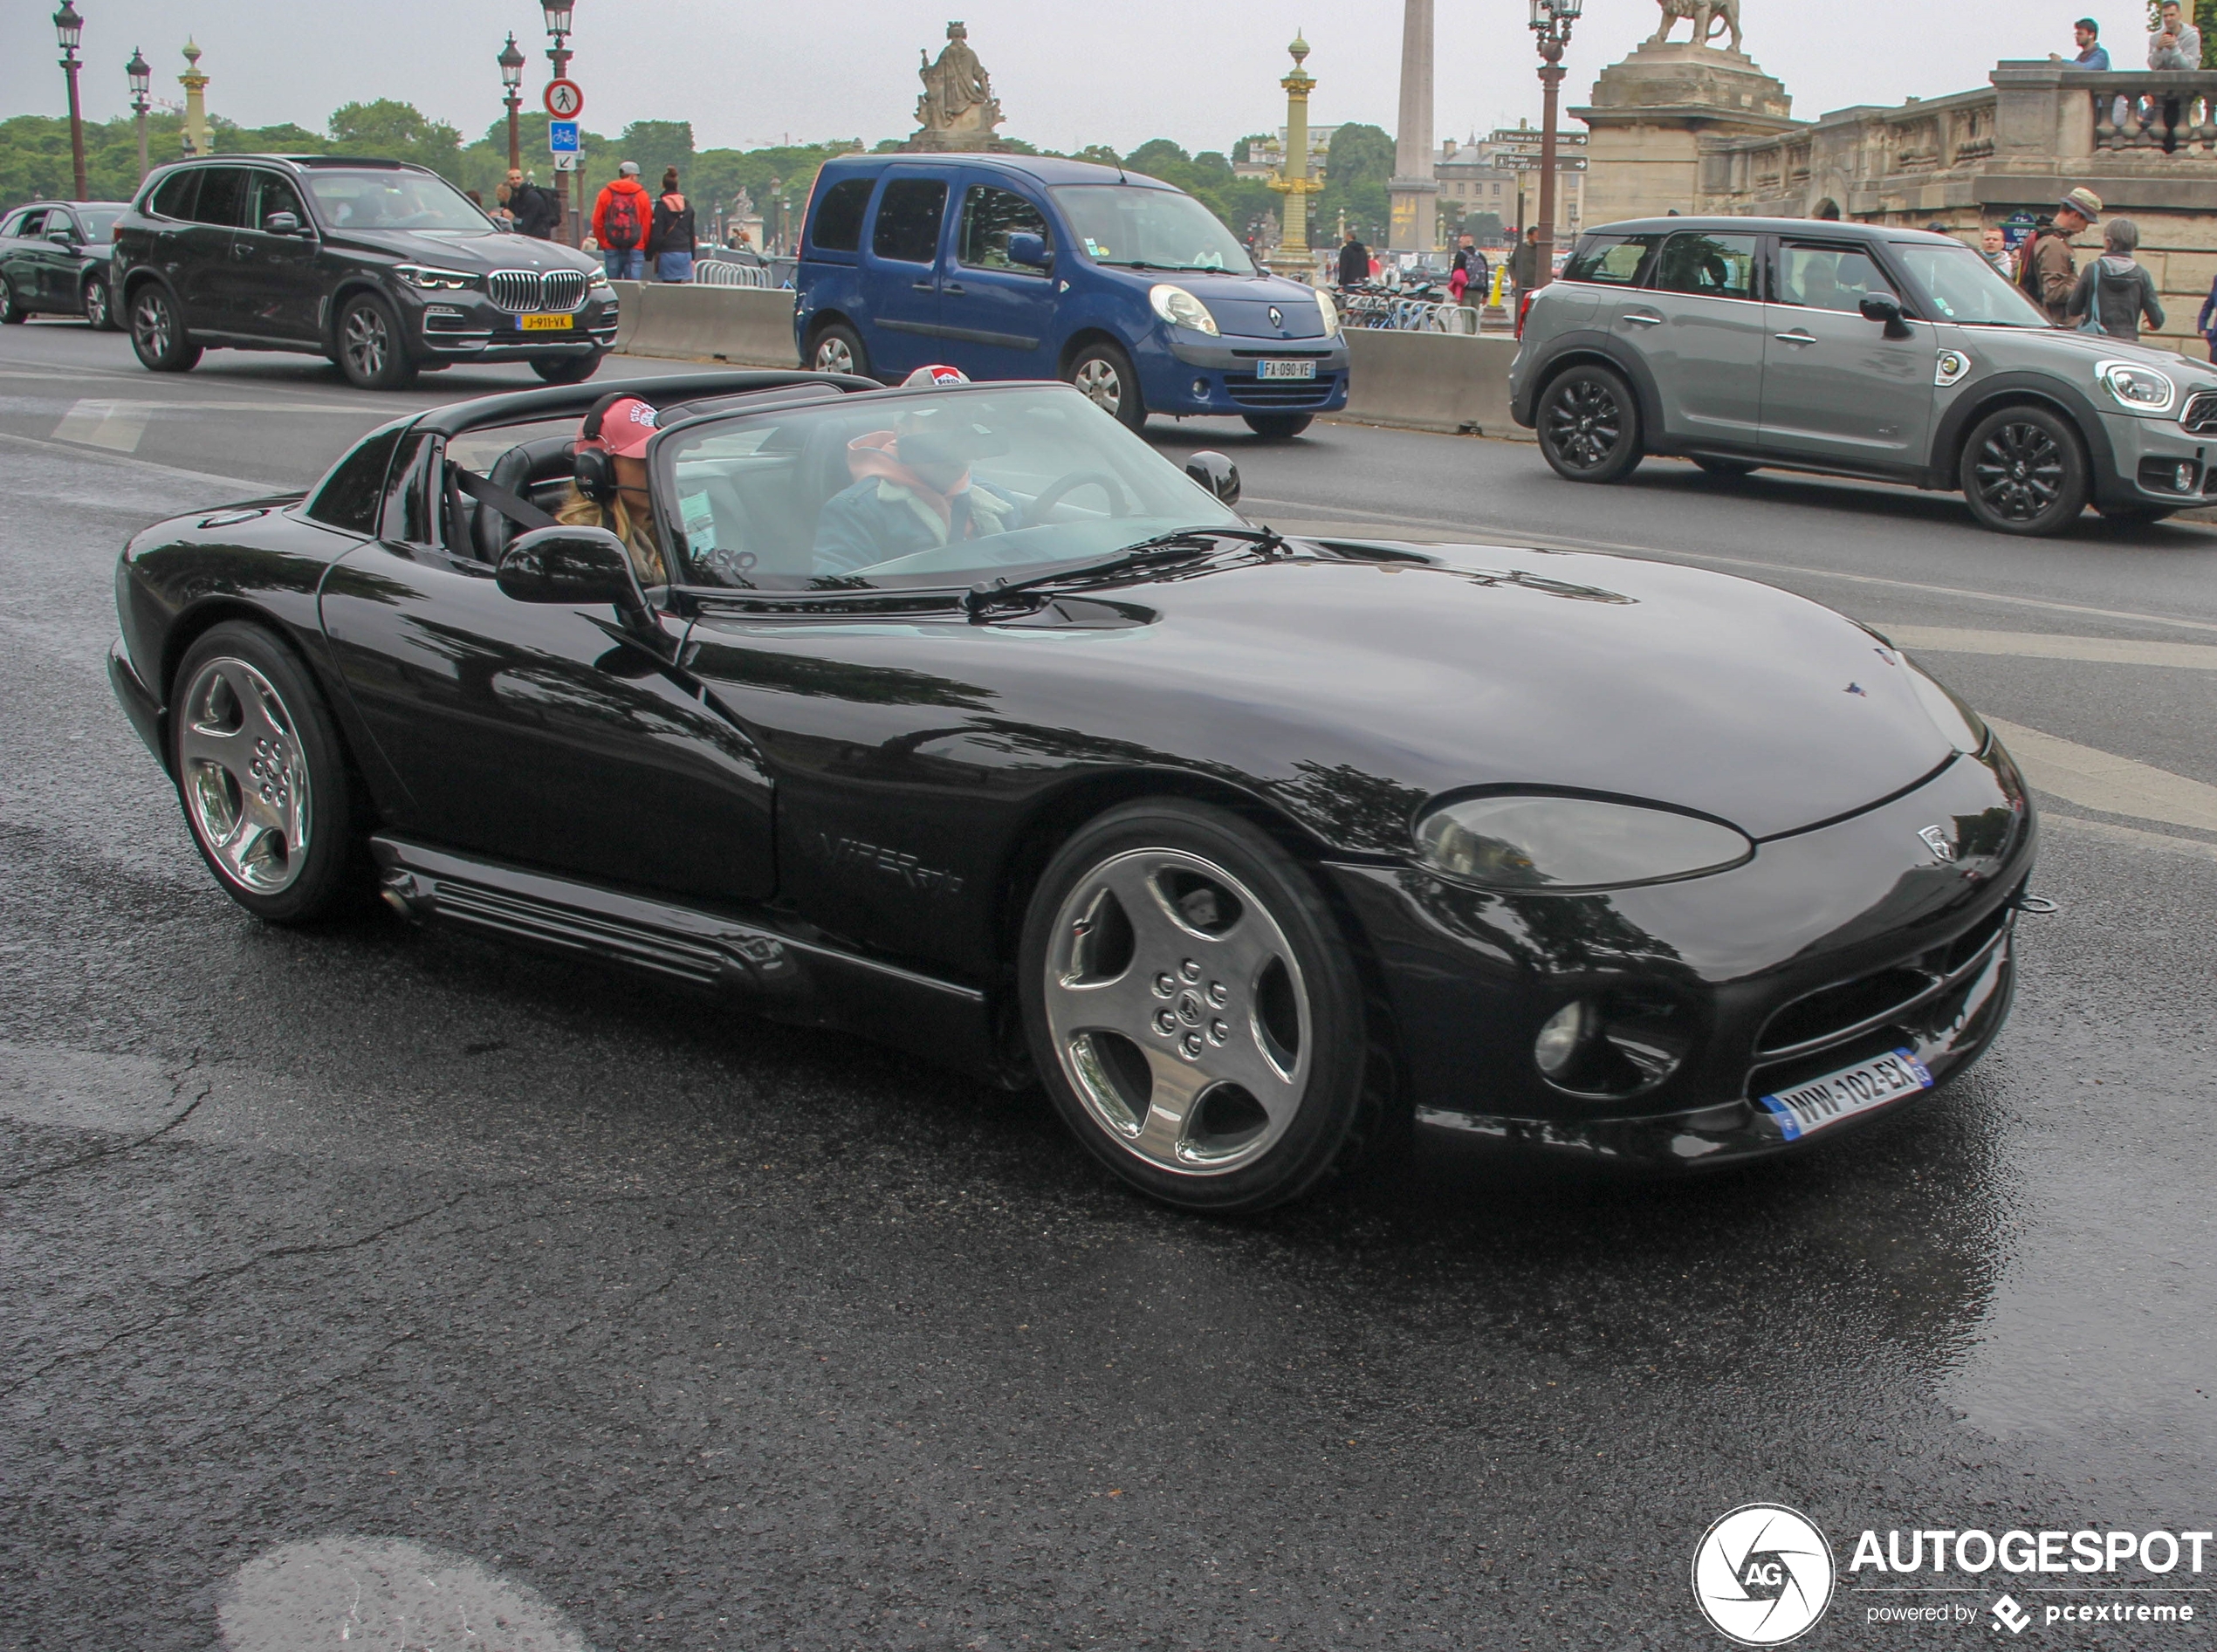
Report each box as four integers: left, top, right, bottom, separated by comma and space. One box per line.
108, 370, 2035, 1213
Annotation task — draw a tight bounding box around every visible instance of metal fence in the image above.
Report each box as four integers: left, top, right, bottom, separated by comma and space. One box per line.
1337, 294, 1481, 334
693, 260, 778, 289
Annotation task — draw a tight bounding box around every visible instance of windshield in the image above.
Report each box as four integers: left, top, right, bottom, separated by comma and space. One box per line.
1892, 241, 2053, 328
1049, 184, 1253, 273
76, 207, 124, 243
656, 383, 1244, 591
302, 168, 491, 233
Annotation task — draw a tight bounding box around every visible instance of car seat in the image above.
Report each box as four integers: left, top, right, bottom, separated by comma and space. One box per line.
470, 435, 580, 563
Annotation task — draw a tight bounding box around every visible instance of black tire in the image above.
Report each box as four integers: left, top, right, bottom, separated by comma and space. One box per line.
334, 291, 418, 390
0, 276, 25, 324
81, 272, 116, 332
128, 282, 201, 371
807, 319, 868, 379
1692, 456, 1759, 479
169, 621, 364, 925
1960, 404, 2089, 535
1537, 363, 1644, 483
532, 352, 605, 384
1243, 413, 1314, 440
1019, 799, 1380, 1215
1066, 339, 1148, 432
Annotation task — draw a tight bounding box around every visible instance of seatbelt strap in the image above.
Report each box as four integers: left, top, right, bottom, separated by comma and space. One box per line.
455, 466, 560, 531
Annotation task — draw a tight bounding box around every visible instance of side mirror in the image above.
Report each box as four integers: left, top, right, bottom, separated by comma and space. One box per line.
1185, 450, 1241, 506
262, 210, 305, 236
497, 525, 653, 632
45, 229, 78, 247
1007, 231, 1051, 270
1859, 291, 1913, 339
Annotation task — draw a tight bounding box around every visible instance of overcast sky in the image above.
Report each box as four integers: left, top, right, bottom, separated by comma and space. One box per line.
1, 1, 2142, 158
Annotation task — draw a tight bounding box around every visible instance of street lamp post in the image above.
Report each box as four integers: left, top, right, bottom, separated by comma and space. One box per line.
127, 47, 151, 182
54, 1, 87, 202
1527, 0, 1582, 291
498, 33, 525, 175
540, 0, 578, 244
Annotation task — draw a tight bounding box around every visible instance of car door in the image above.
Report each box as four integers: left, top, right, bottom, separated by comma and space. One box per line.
862, 171, 952, 378
33, 209, 87, 307
2, 210, 46, 310
226, 170, 323, 341
936, 179, 1059, 379
174, 165, 249, 330
1626, 229, 1766, 446
315, 428, 777, 904
1760, 237, 1935, 471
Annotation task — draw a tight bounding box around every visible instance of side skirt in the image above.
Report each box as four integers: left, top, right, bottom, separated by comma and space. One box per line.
370, 836, 1013, 1085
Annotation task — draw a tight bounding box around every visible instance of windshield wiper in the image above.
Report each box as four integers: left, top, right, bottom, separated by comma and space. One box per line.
1100, 260, 1233, 273
958, 527, 1289, 621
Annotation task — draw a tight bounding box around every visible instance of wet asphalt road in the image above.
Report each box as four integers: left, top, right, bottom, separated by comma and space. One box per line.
3, 322, 2215, 1650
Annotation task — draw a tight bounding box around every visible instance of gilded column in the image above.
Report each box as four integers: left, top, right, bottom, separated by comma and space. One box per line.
179, 40, 210, 158
1267, 35, 1324, 277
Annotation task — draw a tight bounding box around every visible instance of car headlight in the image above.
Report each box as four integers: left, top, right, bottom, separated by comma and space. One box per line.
1413, 794, 1754, 892
1315, 285, 1341, 339
1149, 284, 1219, 336
394, 264, 478, 292
588, 271, 614, 291
2097, 359, 2175, 414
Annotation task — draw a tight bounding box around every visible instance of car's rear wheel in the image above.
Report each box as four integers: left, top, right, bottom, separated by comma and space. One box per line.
81, 273, 115, 331
129, 284, 201, 371
1067, 339, 1147, 432
1243, 413, 1314, 440
0, 277, 24, 325
1019, 799, 1379, 1215
1538, 364, 1644, 483
1960, 405, 2089, 535
809, 320, 868, 379
532, 352, 604, 384
336, 291, 417, 390
170, 621, 361, 925
1692, 456, 1759, 479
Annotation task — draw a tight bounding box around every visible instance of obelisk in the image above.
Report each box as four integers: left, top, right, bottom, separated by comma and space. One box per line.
1387, 0, 1438, 253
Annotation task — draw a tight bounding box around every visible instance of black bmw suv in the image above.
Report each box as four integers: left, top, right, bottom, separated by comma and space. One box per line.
109, 154, 618, 390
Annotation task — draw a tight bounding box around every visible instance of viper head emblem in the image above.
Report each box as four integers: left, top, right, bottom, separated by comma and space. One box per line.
1917, 825, 1956, 863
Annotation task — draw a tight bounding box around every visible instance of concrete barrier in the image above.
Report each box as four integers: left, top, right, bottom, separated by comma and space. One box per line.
607, 280, 642, 353
1333, 330, 1525, 440
616, 282, 797, 367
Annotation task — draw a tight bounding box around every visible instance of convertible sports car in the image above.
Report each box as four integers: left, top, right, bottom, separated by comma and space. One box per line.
108, 370, 2035, 1213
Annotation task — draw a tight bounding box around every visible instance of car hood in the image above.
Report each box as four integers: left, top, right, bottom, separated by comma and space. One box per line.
1162, 270, 1329, 340
1969, 322, 2217, 386
323, 228, 599, 274
1052, 544, 1962, 847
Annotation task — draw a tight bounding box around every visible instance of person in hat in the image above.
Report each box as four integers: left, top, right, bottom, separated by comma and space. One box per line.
2020, 188, 2103, 325
813, 397, 1020, 577
555, 394, 666, 584
591, 161, 651, 281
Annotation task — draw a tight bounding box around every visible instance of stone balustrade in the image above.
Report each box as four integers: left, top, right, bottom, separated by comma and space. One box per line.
2061, 69, 2217, 154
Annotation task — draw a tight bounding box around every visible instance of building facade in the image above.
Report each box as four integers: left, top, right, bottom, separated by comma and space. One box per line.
1436, 127, 1586, 247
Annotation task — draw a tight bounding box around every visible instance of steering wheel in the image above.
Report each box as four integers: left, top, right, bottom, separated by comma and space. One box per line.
1026, 470, 1132, 527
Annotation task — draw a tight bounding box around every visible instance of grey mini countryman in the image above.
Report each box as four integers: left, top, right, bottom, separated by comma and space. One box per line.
1509, 217, 2217, 536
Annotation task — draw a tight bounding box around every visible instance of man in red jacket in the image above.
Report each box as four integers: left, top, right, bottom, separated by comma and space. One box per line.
591, 161, 650, 279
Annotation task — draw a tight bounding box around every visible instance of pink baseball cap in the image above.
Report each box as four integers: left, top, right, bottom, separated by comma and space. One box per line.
583, 395, 659, 459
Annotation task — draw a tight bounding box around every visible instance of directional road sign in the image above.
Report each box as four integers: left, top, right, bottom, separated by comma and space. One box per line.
544, 79, 584, 119
553, 153, 580, 172
548, 120, 580, 154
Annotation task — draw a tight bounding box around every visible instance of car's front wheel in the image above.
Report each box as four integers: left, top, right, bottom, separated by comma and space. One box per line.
1066, 339, 1147, 431
81, 273, 115, 331
1960, 405, 2089, 535
1019, 799, 1381, 1215
809, 320, 868, 379
1538, 363, 1644, 483
170, 621, 362, 925
532, 352, 604, 384
1243, 413, 1314, 440
129, 284, 202, 371
0, 276, 23, 325
335, 291, 417, 390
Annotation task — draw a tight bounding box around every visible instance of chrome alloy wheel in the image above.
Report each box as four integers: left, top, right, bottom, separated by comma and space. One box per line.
132, 289, 174, 357
83, 277, 110, 329
342, 303, 392, 380
1545, 379, 1622, 470
1043, 847, 1312, 1176
813, 333, 855, 374
177, 655, 312, 895
1971, 420, 2064, 523
1072, 357, 1125, 415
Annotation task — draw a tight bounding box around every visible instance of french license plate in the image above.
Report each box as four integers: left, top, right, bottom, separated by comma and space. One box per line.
517, 312, 573, 331
1757, 1047, 1933, 1141
1256, 359, 1315, 380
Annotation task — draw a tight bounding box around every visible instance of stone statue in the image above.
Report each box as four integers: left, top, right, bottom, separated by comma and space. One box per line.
915, 21, 1003, 141
1650, 0, 1742, 53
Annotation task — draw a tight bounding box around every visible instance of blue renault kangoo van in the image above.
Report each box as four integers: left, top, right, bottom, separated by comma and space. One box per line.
793, 153, 1348, 438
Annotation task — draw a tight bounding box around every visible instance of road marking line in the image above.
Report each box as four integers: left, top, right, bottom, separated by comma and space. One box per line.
1990, 717, 2217, 834
1884, 627, 2217, 670
0, 428, 271, 493
2042, 811, 2217, 864
51, 400, 152, 452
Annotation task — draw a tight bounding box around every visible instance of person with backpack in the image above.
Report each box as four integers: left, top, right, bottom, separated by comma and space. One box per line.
2018, 187, 2101, 325
2068, 216, 2165, 341
647, 167, 697, 284
592, 161, 651, 279
506, 168, 559, 240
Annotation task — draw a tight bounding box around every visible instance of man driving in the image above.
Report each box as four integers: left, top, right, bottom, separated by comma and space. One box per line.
813, 395, 1019, 578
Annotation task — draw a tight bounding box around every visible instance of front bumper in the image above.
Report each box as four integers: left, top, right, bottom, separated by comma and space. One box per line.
108, 637, 167, 771
2094, 408, 2217, 508
407, 289, 620, 361
1138, 328, 1350, 417
1334, 740, 2036, 1169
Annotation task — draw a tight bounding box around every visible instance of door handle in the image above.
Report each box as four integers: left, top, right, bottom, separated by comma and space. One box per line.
1774, 330, 1817, 345
944, 282, 965, 294
911, 280, 935, 292
1623, 312, 1663, 326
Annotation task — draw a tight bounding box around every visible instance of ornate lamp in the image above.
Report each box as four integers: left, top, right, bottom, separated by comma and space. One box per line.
55, 1, 87, 200
1527, 0, 1582, 291
498, 32, 525, 173
127, 45, 152, 181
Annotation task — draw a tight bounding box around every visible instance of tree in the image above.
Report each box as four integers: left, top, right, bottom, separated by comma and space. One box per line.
1317, 123, 1393, 246
1123, 138, 1191, 176
328, 100, 463, 181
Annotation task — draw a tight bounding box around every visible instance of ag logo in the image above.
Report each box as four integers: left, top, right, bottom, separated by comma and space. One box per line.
1918, 824, 1956, 863
1692, 1503, 1835, 1645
